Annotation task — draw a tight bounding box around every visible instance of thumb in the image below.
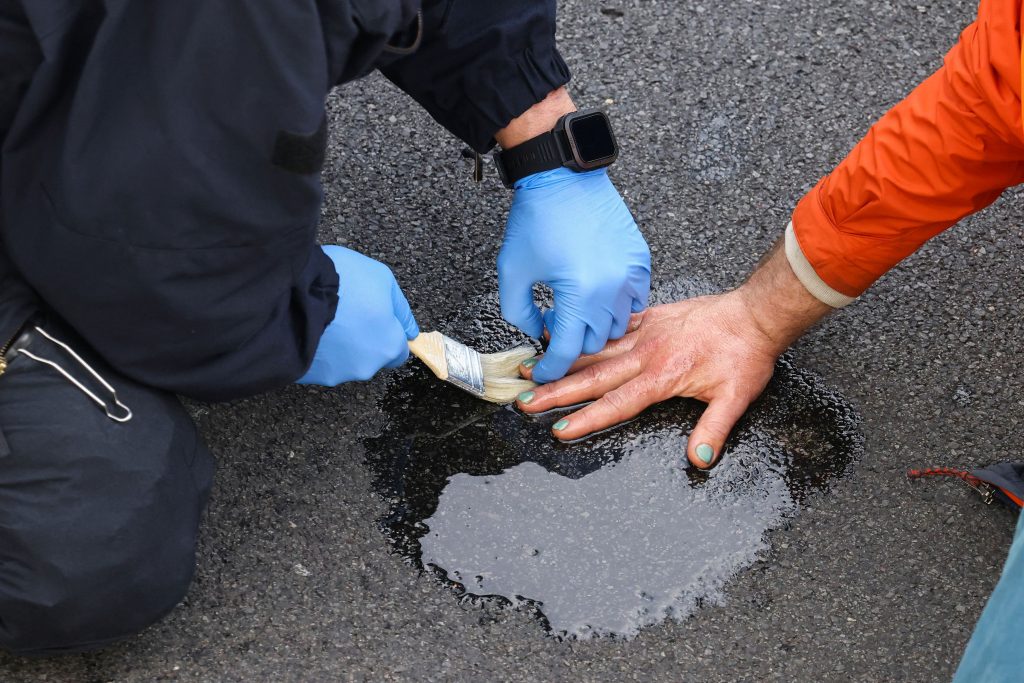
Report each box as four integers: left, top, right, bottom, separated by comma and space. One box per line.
687, 395, 749, 469
498, 270, 545, 339
391, 281, 420, 340
532, 315, 587, 383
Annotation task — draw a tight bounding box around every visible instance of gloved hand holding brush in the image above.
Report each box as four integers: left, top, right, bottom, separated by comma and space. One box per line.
498, 166, 651, 383
298, 245, 419, 386
299, 245, 537, 403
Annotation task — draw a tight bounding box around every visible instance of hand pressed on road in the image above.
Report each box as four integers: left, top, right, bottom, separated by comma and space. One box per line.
516, 238, 833, 469
516, 295, 780, 468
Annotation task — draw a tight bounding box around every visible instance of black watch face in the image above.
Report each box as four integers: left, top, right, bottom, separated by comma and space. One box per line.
568, 112, 616, 164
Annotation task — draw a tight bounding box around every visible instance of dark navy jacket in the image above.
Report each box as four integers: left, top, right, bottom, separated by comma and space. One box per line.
0, 0, 570, 401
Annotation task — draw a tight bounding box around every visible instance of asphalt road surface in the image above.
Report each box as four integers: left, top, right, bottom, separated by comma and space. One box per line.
2, 0, 1019, 680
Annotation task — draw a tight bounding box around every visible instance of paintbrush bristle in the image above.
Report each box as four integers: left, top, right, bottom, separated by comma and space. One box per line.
480, 346, 538, 404
407, 331, 537, 404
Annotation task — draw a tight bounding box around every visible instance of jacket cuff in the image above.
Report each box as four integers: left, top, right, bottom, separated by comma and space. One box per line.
784, 222, 855, 308
790, 179, 882, 300
380, 1, 572, 153
462, 47, 572, 153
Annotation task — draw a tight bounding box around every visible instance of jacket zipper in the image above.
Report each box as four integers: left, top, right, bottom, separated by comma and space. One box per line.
0, 337, 13, 376
0, 317, 33, 378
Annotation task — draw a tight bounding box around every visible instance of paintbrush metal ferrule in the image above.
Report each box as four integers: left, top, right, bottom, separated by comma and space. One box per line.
441, 335, 486, 397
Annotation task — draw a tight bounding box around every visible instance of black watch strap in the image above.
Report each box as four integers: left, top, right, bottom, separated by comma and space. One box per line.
494, 129, 566, 188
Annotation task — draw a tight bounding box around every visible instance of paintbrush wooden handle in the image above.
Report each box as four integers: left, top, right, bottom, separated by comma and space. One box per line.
408, 331, 449, 381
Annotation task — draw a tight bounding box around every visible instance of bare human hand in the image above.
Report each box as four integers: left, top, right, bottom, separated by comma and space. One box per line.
516, 294, 780, 467
516, 238, 833, 469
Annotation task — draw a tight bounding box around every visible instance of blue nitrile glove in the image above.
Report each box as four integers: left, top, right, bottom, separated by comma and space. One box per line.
498, 166, 651, 383
297, 245, 419, 386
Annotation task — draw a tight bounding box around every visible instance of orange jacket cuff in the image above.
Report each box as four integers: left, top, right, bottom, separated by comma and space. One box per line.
791, 181, 878, 299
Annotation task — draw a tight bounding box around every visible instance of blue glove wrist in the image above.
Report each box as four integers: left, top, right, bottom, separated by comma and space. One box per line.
297, 246, 419, 387
499, 167, 651, 383
512, 165, 607, 191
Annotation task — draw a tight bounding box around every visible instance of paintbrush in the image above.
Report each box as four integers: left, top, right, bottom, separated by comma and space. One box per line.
407, 331, 537, 404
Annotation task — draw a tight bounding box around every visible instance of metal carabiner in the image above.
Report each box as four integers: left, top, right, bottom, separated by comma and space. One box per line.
17, 326, 133, 423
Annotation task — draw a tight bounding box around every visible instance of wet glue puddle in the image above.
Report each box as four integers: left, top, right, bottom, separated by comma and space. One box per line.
366, 284, 863, 639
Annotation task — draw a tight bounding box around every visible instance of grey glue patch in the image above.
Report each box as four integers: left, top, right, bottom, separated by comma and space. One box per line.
421, 434, 795, 637
365, 282, 863, 639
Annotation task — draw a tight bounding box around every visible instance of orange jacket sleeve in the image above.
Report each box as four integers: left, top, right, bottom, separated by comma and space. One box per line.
788, 0, 1024, 303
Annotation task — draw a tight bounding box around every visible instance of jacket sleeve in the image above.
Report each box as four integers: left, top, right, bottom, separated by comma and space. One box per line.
1, 0, 342, 403
379, 0, 572, 153
0, 0, 40, 149
786, 0, 1024, 305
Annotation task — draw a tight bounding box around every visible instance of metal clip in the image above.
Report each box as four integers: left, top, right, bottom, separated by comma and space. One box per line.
461, 148, 484, 182
973, 481, 996, 505
17, 326, 133, 423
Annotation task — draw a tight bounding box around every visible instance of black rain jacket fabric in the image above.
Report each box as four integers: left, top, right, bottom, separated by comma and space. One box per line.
0, 0, 570, 401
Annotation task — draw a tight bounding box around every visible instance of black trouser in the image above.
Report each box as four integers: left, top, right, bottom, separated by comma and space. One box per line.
0, 311, 213, 655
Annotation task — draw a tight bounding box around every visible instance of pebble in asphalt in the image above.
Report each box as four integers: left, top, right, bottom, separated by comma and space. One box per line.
0, 0, 1019, 680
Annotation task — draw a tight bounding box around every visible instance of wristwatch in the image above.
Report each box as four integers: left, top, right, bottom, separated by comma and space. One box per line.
493, 109, 619, 188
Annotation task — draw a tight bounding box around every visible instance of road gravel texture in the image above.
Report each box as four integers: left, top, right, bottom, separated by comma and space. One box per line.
2, 0, 1019, 681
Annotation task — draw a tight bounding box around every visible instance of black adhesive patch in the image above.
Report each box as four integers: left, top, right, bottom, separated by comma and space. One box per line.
365, 280, 864, 639
272, 117, 327, 175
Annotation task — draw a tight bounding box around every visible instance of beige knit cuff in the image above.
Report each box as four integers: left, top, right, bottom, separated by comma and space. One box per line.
784, 222, 856, 308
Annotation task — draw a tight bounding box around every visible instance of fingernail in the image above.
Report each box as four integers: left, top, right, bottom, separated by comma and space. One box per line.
695, 443, 714, 464
553, 418, 569, 432
522, 358, 538, 369
518, 391, 535, 404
